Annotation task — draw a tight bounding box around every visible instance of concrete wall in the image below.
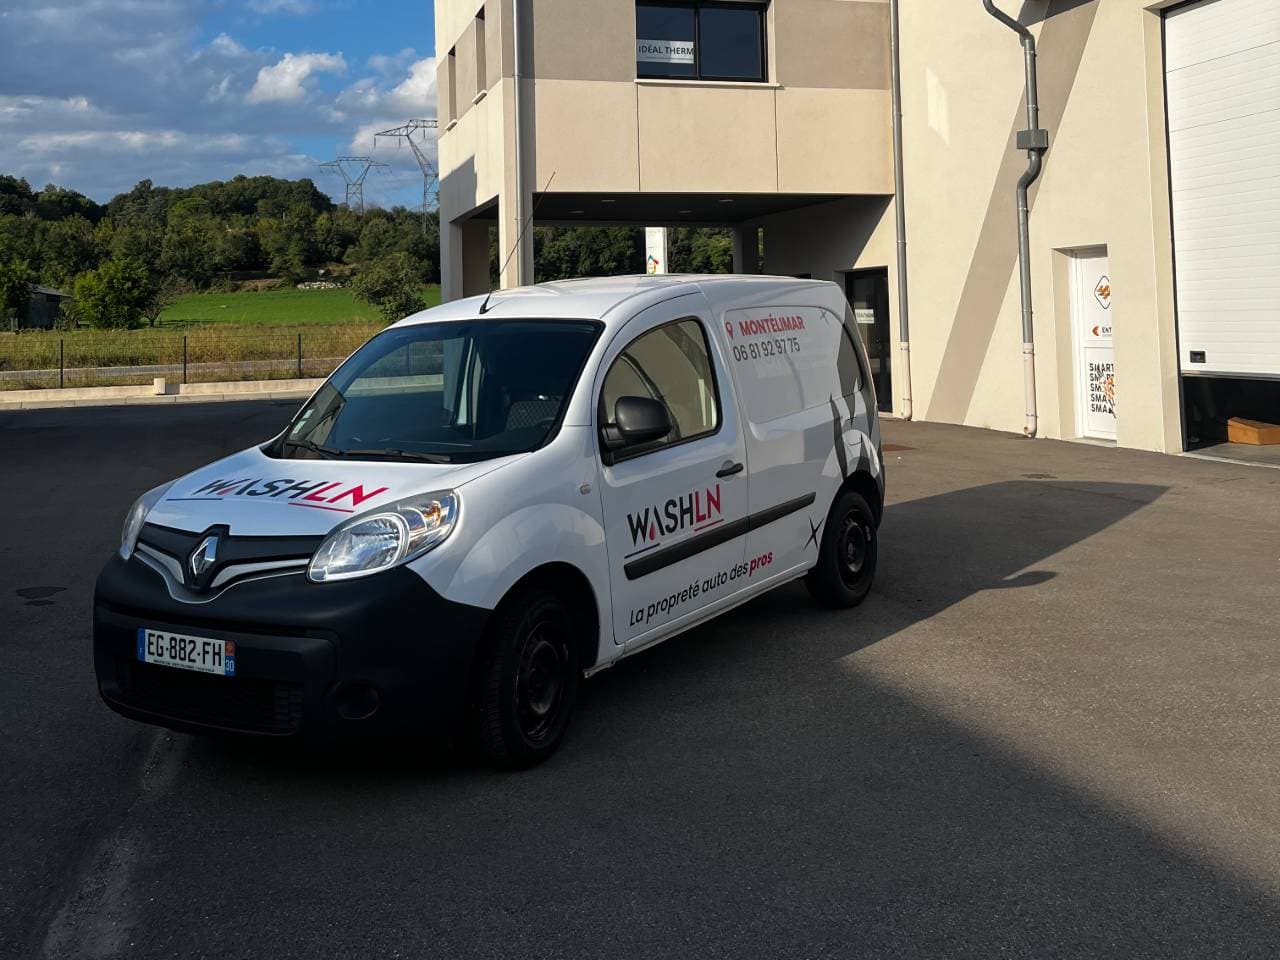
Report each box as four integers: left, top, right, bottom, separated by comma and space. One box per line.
436, 0, 1188, 454
518, 0, 893, 195
899, 0, 1183, 452
436, 0, 897, 300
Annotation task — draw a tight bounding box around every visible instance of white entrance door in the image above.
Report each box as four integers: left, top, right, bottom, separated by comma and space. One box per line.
1071, 250, 1116, 440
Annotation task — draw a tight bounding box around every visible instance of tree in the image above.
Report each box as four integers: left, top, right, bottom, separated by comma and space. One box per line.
350, 253, 425, 323
34, 184, 103, 223
72, 259, 152, 329
346, 217, 396, 266
36, 215, 100, 288
533, 226, 643, 281
0, 176, 36, 217
0, 256, 35, 326
667, 227, 733, 274
141, 276, 183, 328
103, 218, 161, 268
160, 216, 222, 287
217, 227, 261, 273
269, 240, 309, 285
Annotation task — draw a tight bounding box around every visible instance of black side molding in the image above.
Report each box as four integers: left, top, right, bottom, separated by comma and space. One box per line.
624, 492, 816, 580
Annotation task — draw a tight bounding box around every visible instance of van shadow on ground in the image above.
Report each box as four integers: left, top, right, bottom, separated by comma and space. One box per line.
153, 478, 1280, 958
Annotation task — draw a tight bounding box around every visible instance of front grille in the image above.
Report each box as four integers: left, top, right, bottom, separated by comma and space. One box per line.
137, 523, 320, 594
119, 660, 304, 735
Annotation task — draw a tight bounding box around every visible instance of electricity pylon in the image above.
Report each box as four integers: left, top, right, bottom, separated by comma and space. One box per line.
319, 156, 389, 215
374, 119, 440, 231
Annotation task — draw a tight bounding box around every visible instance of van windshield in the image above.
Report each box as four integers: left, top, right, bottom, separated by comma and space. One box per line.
269, 319, 602, 464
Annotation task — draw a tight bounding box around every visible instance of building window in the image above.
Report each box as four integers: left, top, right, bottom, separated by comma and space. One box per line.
636, 2, 767, 83
446, 47, 458, 122
475, 7, 487, 97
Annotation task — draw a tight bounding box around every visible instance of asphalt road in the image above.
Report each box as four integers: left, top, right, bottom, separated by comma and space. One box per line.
3, 402, 1279, 959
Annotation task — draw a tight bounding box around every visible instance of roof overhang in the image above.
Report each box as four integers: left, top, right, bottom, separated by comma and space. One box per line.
470, 192, 861, 226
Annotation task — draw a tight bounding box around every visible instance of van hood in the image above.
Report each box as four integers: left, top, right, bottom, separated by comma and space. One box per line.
144, 444, 522, 537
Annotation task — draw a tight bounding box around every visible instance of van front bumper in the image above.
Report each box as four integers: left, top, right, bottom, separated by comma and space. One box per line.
93, 555, 488, 737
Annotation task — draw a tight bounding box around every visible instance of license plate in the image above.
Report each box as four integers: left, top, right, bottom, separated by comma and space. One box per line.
137, 628, 236, 677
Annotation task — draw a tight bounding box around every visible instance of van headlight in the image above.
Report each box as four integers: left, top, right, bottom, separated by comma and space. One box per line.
308, 491, 459, 583
120, 482, 174, 560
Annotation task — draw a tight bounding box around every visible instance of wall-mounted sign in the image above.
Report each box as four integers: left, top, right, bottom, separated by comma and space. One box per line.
1093, 275, 1112, 310
854, 306, 876, 326
1088, 359, 1116, 418
645, 227, 667, 275
637, 39, 695, 64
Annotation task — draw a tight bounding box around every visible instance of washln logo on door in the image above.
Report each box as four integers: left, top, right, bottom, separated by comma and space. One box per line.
626, 484, 722, 551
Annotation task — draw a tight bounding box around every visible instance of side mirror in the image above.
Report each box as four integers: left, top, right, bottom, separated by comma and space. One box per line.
605, 395, 672, 449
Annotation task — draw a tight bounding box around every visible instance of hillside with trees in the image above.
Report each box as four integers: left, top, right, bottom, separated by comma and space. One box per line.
0, 172, 733, 330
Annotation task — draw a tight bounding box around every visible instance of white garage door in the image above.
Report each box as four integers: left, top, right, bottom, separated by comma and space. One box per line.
1165, 0, 1280, 378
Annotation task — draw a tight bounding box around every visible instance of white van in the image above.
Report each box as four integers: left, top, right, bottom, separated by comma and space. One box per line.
94, 276, 884, 766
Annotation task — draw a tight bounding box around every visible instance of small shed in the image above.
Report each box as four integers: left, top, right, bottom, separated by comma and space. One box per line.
12, 286, 72, 330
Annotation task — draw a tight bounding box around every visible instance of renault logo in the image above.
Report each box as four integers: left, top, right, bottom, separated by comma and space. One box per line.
190, 535, 220, 581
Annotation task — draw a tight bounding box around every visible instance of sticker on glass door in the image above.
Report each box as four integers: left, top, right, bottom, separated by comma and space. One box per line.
1071, 250, 1115, 440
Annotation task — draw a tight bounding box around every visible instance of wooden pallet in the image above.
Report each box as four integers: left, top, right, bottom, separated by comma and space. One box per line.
1227, 417, 1280, 445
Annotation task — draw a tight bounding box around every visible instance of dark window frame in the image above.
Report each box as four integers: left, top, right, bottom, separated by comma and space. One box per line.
635, 0, 769, 84
474, 6, 487, 98
598, 316, 725, 465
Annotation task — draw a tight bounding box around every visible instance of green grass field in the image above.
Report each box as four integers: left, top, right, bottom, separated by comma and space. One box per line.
0, 284, 444, 391
159, 285, 442, 326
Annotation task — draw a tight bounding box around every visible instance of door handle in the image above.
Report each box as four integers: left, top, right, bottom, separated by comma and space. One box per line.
716, 460, 744, 478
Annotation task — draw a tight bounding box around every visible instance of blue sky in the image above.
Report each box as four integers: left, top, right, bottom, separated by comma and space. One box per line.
0, 0, 439, 208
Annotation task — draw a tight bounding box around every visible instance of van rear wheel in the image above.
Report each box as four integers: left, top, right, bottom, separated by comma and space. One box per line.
473, 589, 579, 768
805, 489, 878, 609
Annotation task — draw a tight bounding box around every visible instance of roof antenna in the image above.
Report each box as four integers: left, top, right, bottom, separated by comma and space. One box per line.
479, 171, 556, 315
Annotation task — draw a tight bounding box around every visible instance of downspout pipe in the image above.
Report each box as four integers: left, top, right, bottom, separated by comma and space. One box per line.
983, 0, 1049, 438
889, 0, 912, 420
511, 0, 527, 287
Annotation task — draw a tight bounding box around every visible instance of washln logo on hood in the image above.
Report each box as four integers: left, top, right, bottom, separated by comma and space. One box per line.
173, 477, 390, 513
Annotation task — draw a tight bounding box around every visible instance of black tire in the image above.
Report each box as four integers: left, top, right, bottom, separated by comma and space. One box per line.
473, 589, 580, 768
805, 488, 878, 609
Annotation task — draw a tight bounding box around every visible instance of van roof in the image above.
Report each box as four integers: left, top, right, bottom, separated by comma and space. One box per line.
397, 274, 839, 330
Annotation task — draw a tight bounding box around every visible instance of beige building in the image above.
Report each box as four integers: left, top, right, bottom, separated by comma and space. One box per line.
434, 0, 1280, 456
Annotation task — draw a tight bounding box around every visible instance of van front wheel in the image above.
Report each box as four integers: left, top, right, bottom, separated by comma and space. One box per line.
473, 589, 579, 768
805, 489, 878, 609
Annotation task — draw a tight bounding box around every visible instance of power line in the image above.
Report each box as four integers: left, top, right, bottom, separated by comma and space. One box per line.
318, 156, 389, 215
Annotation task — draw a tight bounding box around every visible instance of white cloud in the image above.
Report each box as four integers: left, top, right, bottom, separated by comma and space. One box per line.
332, 56, 436, 122
207, 33, 250, 59
367, 48, 417, 78
247, 51, 347, 104
17, 130, 256, 157
0, 95, 104, 126
0, 2, 436, 207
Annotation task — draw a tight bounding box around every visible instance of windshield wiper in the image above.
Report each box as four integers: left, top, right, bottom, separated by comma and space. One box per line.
282, 439, 344, 459
341, 448, 454, 463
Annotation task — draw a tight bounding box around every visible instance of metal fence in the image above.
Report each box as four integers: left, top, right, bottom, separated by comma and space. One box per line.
0, 326, 380, 391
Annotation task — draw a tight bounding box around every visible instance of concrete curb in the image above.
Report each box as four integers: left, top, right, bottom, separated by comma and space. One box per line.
0, 377, 324, 411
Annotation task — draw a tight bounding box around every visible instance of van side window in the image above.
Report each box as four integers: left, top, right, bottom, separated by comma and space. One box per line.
600, 318, 720, 453
837, 305, 867, 398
